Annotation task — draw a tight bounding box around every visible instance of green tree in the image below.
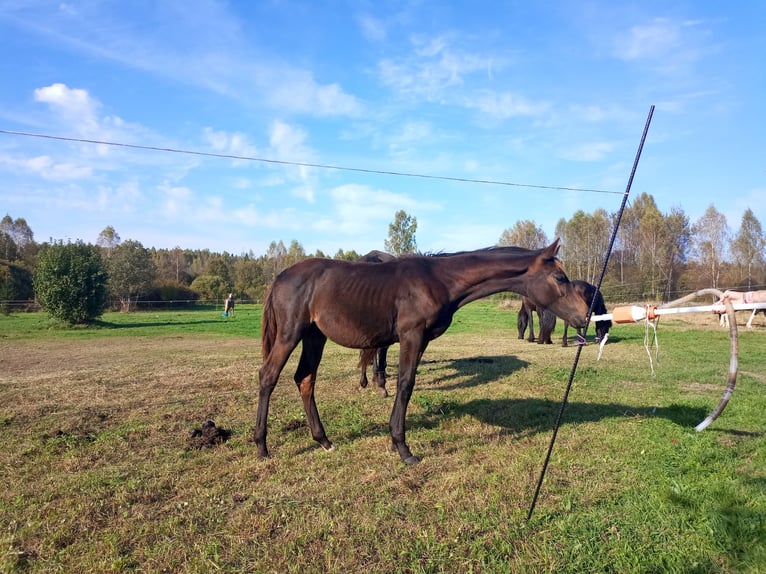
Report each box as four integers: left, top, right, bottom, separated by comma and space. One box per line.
730, 208, 765, 289
384, 210, 417, 256
286, 240, 307, 267
498, 220, 548, 249
34, 240, 108, 324
232, 257, 267, 302
190, 274, 228, 301
0, 261, 34, 314
108, 239, 156, 311
96, 225, 121, 258
264, 240, 288, 283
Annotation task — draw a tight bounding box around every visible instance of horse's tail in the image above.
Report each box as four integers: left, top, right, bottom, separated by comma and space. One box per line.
358, 348, 377, 370
261, 285, 278, 361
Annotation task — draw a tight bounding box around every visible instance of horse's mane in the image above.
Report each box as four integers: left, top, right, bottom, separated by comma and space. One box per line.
422, 245, 540, 258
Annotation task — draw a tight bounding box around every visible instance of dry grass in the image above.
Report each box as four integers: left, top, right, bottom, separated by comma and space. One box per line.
1, 304, 765, 573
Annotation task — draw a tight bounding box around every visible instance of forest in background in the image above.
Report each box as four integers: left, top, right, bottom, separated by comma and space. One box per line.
2, 193, 764, 314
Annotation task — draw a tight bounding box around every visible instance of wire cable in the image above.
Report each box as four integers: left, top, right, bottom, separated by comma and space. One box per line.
0, 128, 622, 195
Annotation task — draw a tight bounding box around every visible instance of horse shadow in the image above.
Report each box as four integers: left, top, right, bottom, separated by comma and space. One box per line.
413, 398, 710, 439
417, 354, 529, 391
93, 319, 222, 329
320, 397, 710, 455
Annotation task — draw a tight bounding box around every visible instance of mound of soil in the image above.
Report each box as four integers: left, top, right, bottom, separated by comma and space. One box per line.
187, 420, 231, 449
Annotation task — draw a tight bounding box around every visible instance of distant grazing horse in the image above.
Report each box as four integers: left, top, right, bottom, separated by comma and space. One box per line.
518, 280, 611, 347
357, 250, 395, 397
517, 298, 556, 344
715, 289, 766, 329
255, 239, 590, 465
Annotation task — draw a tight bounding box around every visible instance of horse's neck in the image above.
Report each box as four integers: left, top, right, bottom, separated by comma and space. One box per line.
434, 253, 531, 307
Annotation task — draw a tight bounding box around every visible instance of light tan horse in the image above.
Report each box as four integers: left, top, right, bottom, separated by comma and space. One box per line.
715, 290, 766, 328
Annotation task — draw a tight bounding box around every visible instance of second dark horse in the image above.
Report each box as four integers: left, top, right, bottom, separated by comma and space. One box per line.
255, 239, 590, 465
517, 279, 611, 346
357, 250, 395, 397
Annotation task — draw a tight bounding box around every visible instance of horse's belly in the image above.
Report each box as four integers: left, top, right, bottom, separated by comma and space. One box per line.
313, 315, 396, 349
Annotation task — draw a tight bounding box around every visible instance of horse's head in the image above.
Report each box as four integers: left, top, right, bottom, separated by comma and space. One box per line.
594, 319, 611, 341
524, 239, 589, 328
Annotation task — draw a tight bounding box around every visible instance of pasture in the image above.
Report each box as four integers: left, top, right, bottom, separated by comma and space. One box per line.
1, 302, 764, 573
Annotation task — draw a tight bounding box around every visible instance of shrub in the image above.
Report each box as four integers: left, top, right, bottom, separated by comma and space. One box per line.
34, 240, 108, 324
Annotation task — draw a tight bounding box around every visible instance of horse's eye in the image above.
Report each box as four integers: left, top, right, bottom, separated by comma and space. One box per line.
556, 274, 569, 284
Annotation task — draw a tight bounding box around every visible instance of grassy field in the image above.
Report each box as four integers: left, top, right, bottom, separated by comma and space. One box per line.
1, 301, 764, 573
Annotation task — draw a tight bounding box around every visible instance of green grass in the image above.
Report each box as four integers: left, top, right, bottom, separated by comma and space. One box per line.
1, 301, 764, 573
0, 304, 262, 340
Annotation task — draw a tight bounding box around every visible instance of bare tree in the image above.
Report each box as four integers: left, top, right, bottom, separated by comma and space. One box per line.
1, 215, 35, 261
730, 208, 765, 289
692, 205, 730, 289
498, 220, 548, 249
556, 209, 612, 283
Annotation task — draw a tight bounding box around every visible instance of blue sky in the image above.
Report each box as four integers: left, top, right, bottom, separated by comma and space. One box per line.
0, 1, 764, 256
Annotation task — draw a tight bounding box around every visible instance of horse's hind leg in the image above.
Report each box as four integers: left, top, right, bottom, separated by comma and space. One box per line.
255, 339, 299, 459
359, 349, 370, 389
372, 346, 389, 398
294, 326, 332, 451
517, 305, 528, 339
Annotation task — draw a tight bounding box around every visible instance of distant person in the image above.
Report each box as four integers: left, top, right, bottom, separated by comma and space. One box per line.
224, 293, 235, 316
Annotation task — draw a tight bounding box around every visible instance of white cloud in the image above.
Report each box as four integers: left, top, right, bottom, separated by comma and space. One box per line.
466, 91, 550, 119
559, 142, 615, 162
613, 17, 709, 76
263, 70, 363, 117
378, 34, 498, 99
0, 153, 92, 180
615, 18, 681, 61
34, 83, 101, 134
357, 14, 387, 42
268, 120, 319, 201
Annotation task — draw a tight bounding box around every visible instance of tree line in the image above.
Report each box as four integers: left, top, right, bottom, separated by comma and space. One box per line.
1, 198, 764, 323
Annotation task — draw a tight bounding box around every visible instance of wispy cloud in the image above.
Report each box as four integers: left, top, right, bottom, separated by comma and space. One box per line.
377, 34, 498, 100
0, 153, 92, 180
613, 17, 711, 77
3, 2, 363, 118
464, 91, 550, 119
559, 141, 616, 162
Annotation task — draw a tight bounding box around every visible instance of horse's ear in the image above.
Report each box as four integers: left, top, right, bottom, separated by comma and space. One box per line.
543, 238, 561, 257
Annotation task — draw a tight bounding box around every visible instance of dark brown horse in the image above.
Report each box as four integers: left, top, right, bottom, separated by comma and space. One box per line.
517, 297, 556, 344
357, 250, 396, 397
518, 280, 610, 346
255, 239, 589, 465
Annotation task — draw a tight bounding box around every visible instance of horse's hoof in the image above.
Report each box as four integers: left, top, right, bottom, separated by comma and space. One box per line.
319, 440, 334, 452
402, 455, 420, 465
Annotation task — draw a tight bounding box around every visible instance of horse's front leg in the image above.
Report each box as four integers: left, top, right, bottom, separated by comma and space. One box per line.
294, 327, 332, 452
390, 336, 426, 465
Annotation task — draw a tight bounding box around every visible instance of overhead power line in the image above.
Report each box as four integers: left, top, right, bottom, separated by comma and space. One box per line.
0, 128, 622, 195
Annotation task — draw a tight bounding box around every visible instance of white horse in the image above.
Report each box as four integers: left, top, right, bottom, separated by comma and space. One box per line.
715, 290, 766, 328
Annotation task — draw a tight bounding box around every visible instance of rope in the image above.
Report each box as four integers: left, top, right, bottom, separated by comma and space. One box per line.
526, 105, 655, 521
